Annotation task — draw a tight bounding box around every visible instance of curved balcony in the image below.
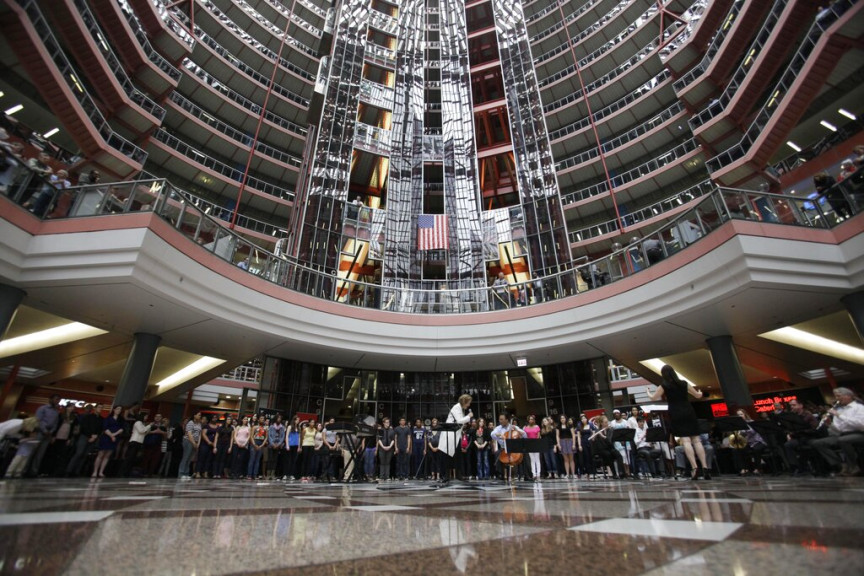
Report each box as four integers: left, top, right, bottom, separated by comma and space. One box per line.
529, 0, 624, 47
167, 92, 303, 171
64, 0, 166, 127
199, 0, 319, 83
567, 178, 716, 244
149, 129, 295, 205
672, 0, 744, 94
5, 164, 860, 323
547, 69, 671, 141
5, 0, 146, 178
688, 0, 790, 131
128, 0, 195, 62
552, 101, 686, 173
706, 0, 860, 184
90, 0, 181, 97
178, 58, 308, 146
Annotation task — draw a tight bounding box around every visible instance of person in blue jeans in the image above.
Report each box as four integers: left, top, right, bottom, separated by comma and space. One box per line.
247, 416, 268, 479
474, 417, 490, 480
363, 429, 377, 481
410, 419, 426, 479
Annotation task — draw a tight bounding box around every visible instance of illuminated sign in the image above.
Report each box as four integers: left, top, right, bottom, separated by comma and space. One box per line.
753, 395, 798, 413
711, 403, 729, 417
58, 398, 89, 408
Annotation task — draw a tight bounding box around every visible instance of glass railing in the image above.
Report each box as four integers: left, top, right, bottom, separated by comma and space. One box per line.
359, 79, 395, 109
180, 58, 308, 137
689, 0, 788, 130
148, 0, 196, 48
535, 2, 660, 69
547, 69, 670, 138
353, 122, 392, 156
199, 0, 318, 76
74, 0, 166, 121
117, 0, 182, 82
705, 0, 854, 173
15, 0, 147, 165
168, 92, 302, 167
673, 0, 744, 92
368, 9, 398, 35
559, 138, 700, 201
4, 161, 861, 314
151, 129, 296, 201
365, 43, 397, 67
531, 0, 628, 45
567, 179, 716, 242
555, 101, 685, 168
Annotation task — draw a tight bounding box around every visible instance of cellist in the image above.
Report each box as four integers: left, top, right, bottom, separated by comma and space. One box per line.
491, 413, 526, 483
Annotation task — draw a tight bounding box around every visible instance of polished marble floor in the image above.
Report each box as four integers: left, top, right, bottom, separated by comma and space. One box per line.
0, 475, 862, 575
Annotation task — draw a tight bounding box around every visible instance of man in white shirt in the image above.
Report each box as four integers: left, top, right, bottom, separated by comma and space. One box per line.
633, 418, 663, 478
811, 387, 864, 476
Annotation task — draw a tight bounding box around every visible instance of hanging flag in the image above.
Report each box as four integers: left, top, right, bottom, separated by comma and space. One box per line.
417, 214, 449, 250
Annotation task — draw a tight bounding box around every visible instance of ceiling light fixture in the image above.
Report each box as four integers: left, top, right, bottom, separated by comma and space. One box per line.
639, 358, 697, 388
154, 356, 226, 390
819, 120, 837, 132
0, 322, 108, 358
43, 128, 59, 138
786, 141, 802, 152
838, 108, 856, 120
4, 104, 23, 115
759, 327, 864, 364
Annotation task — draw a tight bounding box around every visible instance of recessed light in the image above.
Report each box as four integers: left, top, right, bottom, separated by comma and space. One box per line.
43, 128, 59, 138
838, 108, 856, 120
4, 104, 23, 115
819, 120, 837, 132
786, 141, 802, 152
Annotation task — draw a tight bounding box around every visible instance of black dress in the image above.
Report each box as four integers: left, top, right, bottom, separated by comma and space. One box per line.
664, 379, 701, 437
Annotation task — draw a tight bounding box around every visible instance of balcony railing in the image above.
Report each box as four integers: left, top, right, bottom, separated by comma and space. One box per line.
689, 0, 789, 130
705, 0, 854, 173
151, 129, 295, 201
672, 0, 744, 93
74, 0, 166, 121
6, 160, 860, 315
117, 0, 182, 82
15, 0, 147, 165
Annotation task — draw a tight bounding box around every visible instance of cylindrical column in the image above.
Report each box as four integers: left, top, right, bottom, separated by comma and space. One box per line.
841, 291, 864, 344
0, 284, 26, 341
113, 333, 161, 408
706, 336, 752, 409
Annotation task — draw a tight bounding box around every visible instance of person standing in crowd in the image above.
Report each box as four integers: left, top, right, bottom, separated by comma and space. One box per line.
321, 419, 338, 481
377, 417, 396, 482
811, 387, 864, 476
410, 419, 426, 479
522, 415, 541, 481
213, 416, 234, 479
50, 404, 78, 476
284, 416, 301, 480
555, 414, 576, 479
247, 416, 268, 480
267, 415, 285, 480
363, 422, 378, 482
491, 413, 525, 482
196, 416, 218, 479
394, 417, 412, 481
29, 394, 60, 476
178, 412, 202, 480
441, 395, 473, 480
231, 416, 251, 479
122, 413, 152, 477
66, 404, 102, 477
142, 414, 167, 477
491, 272, 511, 310
539, 417, 558, 479
610, 410, 633, 479
649, 365, 710, 480
474, 417, 490, 480
427, 418, 442, 481
94, 405, 124, 478
297, 418, 314, 481
578, 414, 597, 479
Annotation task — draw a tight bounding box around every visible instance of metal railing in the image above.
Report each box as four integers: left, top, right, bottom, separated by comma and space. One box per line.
705, 0, 855, 173
15, 0, 147, 165
672, 0, 744, 93
5, 163, 860, 315
117, 0, 182, 82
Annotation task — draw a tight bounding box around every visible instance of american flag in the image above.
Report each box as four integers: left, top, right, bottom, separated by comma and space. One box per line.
417, 214, 449, 250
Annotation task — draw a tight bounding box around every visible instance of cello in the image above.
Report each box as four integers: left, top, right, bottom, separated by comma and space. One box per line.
498, 426, 524, 480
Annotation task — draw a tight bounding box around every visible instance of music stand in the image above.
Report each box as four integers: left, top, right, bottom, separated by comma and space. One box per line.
504, 438, 545, 454
610, 428, 635, 444
714, 416, 749, 434
645, 428, 667, 443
